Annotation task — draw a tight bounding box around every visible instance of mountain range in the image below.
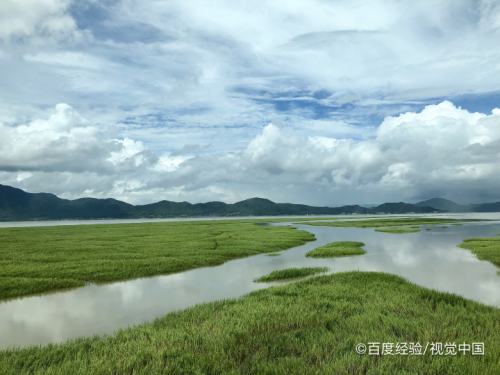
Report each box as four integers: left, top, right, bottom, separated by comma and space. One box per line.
0, 184, 499, 221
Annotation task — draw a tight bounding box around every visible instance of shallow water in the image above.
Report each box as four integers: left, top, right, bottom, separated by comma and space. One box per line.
1, 217, 499, 349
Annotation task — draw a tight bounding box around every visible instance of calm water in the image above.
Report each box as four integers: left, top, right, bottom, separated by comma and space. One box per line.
0, 216, 499, 349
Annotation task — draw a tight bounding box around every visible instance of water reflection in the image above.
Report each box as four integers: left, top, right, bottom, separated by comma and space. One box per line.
1, 221, 499, 348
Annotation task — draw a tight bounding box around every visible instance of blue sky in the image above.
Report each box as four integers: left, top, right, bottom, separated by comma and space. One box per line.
1, 0, 500, 205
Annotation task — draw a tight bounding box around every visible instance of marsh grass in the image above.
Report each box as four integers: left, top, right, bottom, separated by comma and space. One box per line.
1, 272, 498, 374
375, 226, 421, 234
266, 252, 282, 257
459, 237, 500, 268
0, 221, 314, 301
306, 241, 366, 257
255, 267, 328, 282
303, 218, 475, 232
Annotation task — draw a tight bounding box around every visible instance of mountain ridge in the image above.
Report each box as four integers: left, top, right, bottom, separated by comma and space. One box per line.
416, 197, 500, 213
1, 184, 499, 221
415, 198, 471, 212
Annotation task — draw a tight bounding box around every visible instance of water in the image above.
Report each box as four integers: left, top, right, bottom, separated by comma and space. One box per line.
0, 215, 355, 228
2, 212, 499, 228
0, 217, 499, 349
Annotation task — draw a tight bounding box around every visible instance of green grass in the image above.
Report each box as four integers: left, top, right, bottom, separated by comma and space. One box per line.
306, 241, 366, 258
459, 237, 500, 268
0, 221, 314, 301
375, 226, 421, 234
255, 267, 329, 282
303, 218, 475, 234
1, 272, 498, 374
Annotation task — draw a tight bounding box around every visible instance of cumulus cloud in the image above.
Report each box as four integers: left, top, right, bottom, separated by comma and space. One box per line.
375, 102, 500, 201
0, 103, 150, 173
238, 101, 500, 203
2, 101, 500, 205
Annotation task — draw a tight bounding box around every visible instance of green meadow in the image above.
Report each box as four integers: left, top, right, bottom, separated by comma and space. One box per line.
255, 267, 328, 282
459, 237, 500, 268
0, 221, 314, 301
306, 241, 366, 257
1, 272, 498, 375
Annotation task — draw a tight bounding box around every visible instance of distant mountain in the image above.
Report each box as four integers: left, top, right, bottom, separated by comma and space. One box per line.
415, 197, 500, 213
0, 185, 135, 220
415, 198, 471, 213
472, 202, 500, 212
0, 185, 375, 220
9, 184, 500, 221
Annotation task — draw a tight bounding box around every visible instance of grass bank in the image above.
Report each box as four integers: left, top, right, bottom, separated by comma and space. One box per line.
255, 267, 328, 282
459, 237, 500, 268
1, 272, 498, 374
303, 217, 473, 234
0, 221, 314, 301
307, 241, 366, 257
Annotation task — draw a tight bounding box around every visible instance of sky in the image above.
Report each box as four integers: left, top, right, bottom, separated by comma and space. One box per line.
1, 0, 500, 206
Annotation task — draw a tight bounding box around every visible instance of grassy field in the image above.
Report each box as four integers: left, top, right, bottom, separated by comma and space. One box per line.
0, 221, 314, 301
255, 267, 328, 282
1, 272, 498, 374
303, 217, 472, 234
459, 237, 500, 268
307, 241, 366, 257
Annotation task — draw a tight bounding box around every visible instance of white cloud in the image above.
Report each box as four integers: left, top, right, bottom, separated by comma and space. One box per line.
2, 101, 500, 205
121, 0, 500, 100
0, 0, 77, 41
146, 101, 500, 204
154, 155, 192, 173
108, 139, 146, 166
3, 0, 500, 137
23, 51, 106, 70
0, 103, 148, 173
238, 101, 500, 202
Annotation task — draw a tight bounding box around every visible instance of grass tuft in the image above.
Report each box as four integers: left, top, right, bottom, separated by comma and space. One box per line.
306, 241, 366, 258
255, 267, 328, 282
